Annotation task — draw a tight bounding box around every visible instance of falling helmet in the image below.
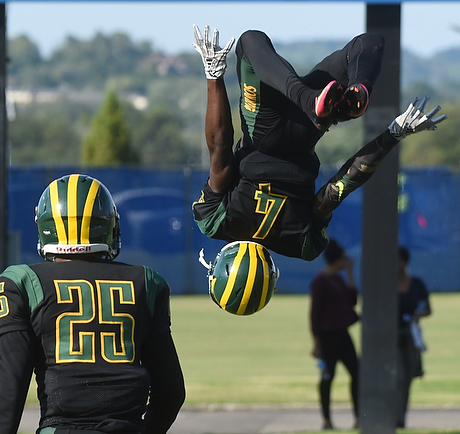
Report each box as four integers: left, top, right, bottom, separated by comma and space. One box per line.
200, 241, 279, 315
36, 174, 121, 260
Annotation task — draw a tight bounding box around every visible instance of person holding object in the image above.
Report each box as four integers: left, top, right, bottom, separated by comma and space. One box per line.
191, 25, 447, 264
397, 245, 432, 428
309, 239, 360, 430
0, 174, 185, 434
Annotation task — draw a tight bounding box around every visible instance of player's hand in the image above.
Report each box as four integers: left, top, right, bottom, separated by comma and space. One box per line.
388, 96, 447, 140
193, 24, 235, 79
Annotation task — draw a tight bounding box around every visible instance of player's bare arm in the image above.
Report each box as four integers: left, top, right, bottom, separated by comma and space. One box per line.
193, 24, 236, 193
206, 77, 235, 193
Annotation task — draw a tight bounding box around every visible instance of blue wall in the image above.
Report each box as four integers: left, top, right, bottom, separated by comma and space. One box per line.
7, 166, 460, 294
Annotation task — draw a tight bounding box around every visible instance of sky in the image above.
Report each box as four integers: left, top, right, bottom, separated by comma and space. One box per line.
5, 1, 460, 58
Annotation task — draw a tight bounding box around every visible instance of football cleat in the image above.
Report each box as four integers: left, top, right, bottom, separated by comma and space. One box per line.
313, 80, 344, 131
337, 83, 369, 120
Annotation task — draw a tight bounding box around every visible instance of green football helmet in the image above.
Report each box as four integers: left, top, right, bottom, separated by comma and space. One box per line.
200, 241, 279, 316
36, 174, 121, 260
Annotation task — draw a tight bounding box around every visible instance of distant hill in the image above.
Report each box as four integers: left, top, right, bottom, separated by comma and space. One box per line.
272, 39, 460, 100
8, 32, 460, 98
7, 32, 460, 167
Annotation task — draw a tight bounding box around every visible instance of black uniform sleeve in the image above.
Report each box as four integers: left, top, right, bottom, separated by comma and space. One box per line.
315, 129, 399, 216
0, 273, 37, 434
0, 330, 36, 434
142, 283, 185, 434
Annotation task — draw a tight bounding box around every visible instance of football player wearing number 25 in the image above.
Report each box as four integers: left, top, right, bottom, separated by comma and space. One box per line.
0, 174, 185, 434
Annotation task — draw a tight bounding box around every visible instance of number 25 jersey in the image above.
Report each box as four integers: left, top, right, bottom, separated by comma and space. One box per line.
0, 258, 172, 432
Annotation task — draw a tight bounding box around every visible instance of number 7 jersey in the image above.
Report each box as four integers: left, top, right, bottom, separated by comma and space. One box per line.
193, 149, 329, 261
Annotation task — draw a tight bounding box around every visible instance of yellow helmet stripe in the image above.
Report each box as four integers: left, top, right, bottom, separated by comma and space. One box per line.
81, 179, 101, 244
67, 174, 80, 244
49, 179, 67, 244
220, 243, 247, 309
256, 244, 270, 312
236, 242, 258, 315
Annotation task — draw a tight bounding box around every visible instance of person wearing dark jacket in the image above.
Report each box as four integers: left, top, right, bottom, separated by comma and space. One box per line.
310, 239, 359, 430
396, 246, 431, 428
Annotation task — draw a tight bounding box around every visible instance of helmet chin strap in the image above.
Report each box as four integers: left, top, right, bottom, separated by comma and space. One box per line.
198, 248, 211, 270
199, 248, 217, 298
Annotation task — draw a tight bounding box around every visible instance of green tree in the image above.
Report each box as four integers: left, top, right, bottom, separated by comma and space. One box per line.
132, 105, 198, 167
7, 35, 52, 88
46, 32, 155, 91
315, 119, 364, 166
400, 102, 460, 166
8, 35, 41, 70
82, 90, 138, 166
9, 104, 81, 164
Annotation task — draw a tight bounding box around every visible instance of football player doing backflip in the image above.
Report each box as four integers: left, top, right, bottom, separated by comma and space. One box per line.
192, 25, 446, 261
192, 25, 446, 314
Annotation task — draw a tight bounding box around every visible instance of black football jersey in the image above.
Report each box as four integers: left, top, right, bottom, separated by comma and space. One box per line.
194, 149, 321, 259
0, 258, 177, 433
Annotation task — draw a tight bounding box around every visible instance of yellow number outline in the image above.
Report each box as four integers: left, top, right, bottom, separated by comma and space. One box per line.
253, 183, 287, 239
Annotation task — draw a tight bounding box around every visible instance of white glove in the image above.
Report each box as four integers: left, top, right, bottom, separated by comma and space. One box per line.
193, 24, 235, 79
388, 96, 447, 140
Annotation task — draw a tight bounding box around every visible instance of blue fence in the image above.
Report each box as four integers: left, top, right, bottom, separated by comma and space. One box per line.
7, 166, 460, 294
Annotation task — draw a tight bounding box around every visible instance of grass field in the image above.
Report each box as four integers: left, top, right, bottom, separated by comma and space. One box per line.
299, 431, 460, 434
21, 293, 459, 434
170, 293, 460, 407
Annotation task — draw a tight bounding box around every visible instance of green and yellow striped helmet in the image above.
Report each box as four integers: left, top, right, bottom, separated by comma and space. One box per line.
35, 174, 121, 260
207, 241, 279, 316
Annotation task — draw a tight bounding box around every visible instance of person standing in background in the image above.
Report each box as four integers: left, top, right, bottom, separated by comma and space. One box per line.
309, 239, 359, 430
397, 246, 431, 428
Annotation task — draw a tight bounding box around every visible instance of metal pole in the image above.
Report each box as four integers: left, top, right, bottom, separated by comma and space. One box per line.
0, 4, 7, 271
360, 4, 401, 434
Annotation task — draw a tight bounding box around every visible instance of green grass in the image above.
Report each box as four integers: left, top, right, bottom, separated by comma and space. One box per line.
290, 431, 460, 434
170, 293, 460, 406
23, 293, 460, 406
21, 293, 460, 434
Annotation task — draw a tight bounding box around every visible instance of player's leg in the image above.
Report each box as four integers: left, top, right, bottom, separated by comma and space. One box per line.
236, 30, 313, 104
340, 32, 385, 120
235, 30, 344, 131
235, 30, 283, 150
306, 33, 385, 121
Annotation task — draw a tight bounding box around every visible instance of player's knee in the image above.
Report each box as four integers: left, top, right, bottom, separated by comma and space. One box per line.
237, 29, 272, 54
362, 32, 385, 54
